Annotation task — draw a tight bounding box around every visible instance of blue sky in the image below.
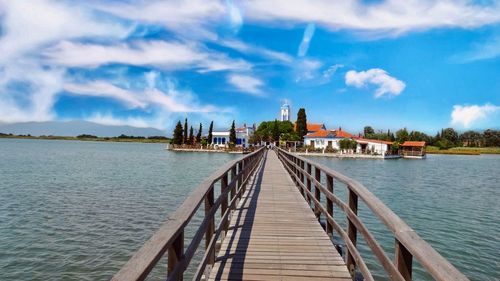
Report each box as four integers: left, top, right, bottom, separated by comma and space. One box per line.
0, 0, 499, 135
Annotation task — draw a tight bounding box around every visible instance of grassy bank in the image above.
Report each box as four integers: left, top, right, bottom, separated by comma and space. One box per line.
0, 134, 170, 144
426, 146, 500, 155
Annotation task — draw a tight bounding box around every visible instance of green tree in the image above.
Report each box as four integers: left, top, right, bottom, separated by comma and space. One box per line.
364, 126, 375, 138
207, 121, 213, 144
229, 120, 237, 145
396, 128, 409, 143
173, 121, 183, 145
296, 108, 307, 141
409, 131, 430, 142
441, 128, 459, 146
189, 126, 194, 144
483, 129, 500, 147
196, 123, 202, 143
183, 118, 188, 144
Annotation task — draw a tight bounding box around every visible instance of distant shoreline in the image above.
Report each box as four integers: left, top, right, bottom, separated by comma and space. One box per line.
0, 135, 170, 144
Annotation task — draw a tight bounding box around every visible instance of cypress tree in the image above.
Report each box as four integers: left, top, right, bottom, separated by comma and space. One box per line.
296, 108, 307, 141
189, 126, 194, 145
208, 121, 214, 144
272, 119, 280, 141
183, 118, 188, 144
196, 123, 202, 143
229, 120, 237, 144
173, 121, 183, 145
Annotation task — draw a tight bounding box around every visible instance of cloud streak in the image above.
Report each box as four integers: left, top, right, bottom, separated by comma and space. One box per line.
345, 68, 405, 98
44, 40, 252, 72
298, 23, 316, 57
239, 0, 500, 37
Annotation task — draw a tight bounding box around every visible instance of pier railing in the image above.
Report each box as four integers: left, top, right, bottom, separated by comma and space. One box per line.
112, 147, 265, 281
275, 147, 468, 281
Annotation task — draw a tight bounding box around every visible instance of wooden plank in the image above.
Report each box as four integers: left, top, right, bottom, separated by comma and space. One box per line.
209, 151, 350, 280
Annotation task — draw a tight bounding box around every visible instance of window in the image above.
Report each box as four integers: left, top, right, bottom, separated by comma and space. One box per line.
236, 138, 241, 145
222, 138, 226, 144
213, 137, 217, 144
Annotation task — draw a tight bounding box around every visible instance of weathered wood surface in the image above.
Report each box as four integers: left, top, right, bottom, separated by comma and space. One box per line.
208, 151, 350, 281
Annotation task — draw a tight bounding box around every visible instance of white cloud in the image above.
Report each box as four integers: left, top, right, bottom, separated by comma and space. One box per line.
322, 64, 344, 78
298, 23, 316, 57
295, 59, 322, 82
44, 40, 251, 72
0, 0, 129, 63
451, 104, 500, 128
228, 74, 265, 96
238, 0, 500, 36
345, 68, 405, 98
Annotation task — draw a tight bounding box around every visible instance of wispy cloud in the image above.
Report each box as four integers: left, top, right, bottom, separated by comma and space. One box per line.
239, 0, 500, 37
298, 23, 316, 57
451, 104, 500, 128
44, 40, 252, 72
228, 74, 265, 96
220, 40, 293, 63
345, 68, 405, 98
452, 35, 500, 63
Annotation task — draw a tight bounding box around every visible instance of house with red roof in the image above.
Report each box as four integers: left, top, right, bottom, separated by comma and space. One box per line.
303, 127, 354, 150
353, 137, 394, 155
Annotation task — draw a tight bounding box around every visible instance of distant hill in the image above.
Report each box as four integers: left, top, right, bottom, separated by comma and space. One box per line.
0, 121, 166, 137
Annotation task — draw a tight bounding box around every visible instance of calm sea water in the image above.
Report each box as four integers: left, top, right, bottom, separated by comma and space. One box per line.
0, 139, 498, 280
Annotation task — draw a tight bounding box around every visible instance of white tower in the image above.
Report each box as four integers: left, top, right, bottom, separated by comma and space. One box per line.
280, 100, 290, 122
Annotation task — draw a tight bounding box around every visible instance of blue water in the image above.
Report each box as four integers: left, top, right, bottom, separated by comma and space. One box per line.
0, 139, 498, 280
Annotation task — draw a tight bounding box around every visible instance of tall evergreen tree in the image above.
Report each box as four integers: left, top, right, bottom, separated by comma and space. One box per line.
207, 121, 214, 144
173, 121, 183, 145
272, 119, 280, 141
296, 108, 307, 141
189, 126, 194, 144
229, 120, 237, 144
196, 123, 202, 143
183, 118, 188, 144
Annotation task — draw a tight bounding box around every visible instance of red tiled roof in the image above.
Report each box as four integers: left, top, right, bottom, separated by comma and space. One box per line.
305, 130, 333, 138
333, 130, 353, 138
401, 141, 426, 147
294, 123, 325, 132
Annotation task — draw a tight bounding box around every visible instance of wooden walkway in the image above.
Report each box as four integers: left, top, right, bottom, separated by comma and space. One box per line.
208, 151, 351, 281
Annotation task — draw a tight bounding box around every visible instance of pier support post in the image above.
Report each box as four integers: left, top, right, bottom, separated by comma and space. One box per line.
306, 163, 312, 206
167, 231, 184, 281
314, 167, 321, 220
346, 189, 358, 278
221, 173, 229, 236
205, 186, 215, 267
326, 175, 334, 238
395, 239, 413, 281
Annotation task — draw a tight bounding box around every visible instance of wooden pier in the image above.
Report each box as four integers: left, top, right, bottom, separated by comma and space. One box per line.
113, 147, 469, 281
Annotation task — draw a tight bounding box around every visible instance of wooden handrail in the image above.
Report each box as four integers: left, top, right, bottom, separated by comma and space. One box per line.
112, 147, 266, 281
275, 147, 469, 281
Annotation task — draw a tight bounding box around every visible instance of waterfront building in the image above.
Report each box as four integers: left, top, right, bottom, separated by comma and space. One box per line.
294, 123, 326, 133
280, 101, 291, 122
303, 128, 353, 149
354, 138, 393, 155
211, 124, 254, 148
400, 141, 426, 158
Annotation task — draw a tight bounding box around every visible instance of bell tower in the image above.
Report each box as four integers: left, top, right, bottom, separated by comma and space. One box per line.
280, 100, 290, 122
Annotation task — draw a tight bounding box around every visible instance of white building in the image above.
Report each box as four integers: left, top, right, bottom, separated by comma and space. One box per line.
280, 101, 290, 122
355, 138, 393, 155
211, 124, 254, 148
303, 128, 353, 149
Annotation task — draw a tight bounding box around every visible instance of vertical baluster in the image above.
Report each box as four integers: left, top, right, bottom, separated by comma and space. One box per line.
230, 165, 237, 205
167, 231, 184, 281
326, 175, 334, 238
237, 162, 243, 199
346, 189, 358, 277
314, 167, 321, 220
395, 239, 413, 281
221, 173, 229, 235
306, 163, 312, 206
205, 186, 215, 268
300, 160, 305, 193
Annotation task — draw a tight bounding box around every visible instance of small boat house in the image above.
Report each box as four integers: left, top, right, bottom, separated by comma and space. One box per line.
400, 141, 426, 159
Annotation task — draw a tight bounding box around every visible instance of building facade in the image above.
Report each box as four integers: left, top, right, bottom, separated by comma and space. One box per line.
211, 124, 254, 148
